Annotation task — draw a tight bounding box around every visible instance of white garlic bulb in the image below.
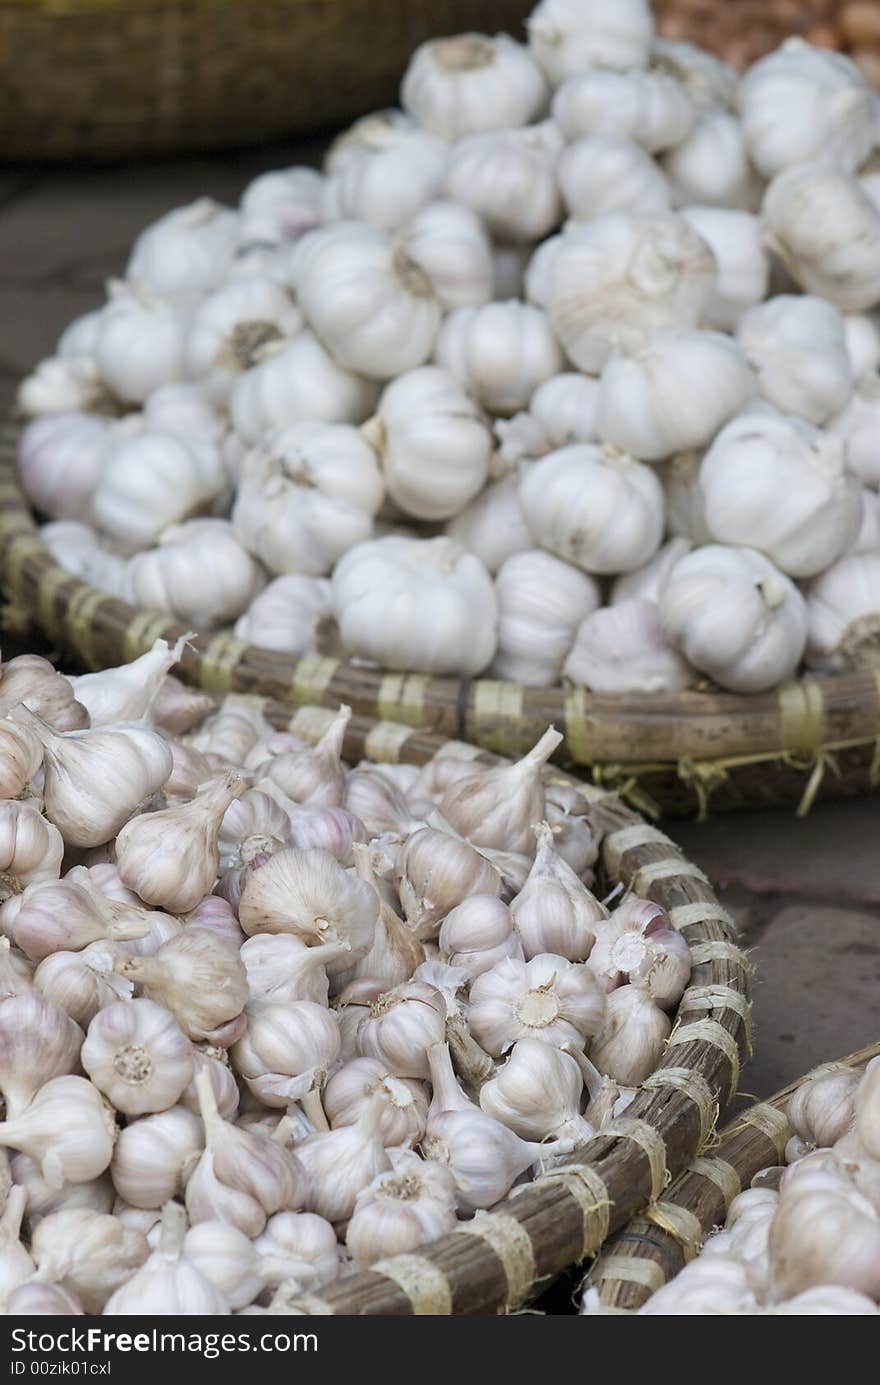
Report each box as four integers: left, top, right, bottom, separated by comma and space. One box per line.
230, 331, 378, 444
679, 206, 769, 330
660, 544, 808, 693
332, 535, 498, 677
495, 373, 600, 467
126, 519, 265, 629
636, 1255, 758, 1316
0, 938, 34, 1002
18, 354, 107, 419
34, 943, 132, 1028
356, 979, 446, 1082
81, 998, 193, 1116
296, 1097, 391, 1224
93, 285, 185, 405
423, 1105, 567, 1213
126, 198, 238, 305
469, 952, 606, 1057
118, 929, 248, 1044
5, 879, 145, 963
511, 823, 607, 961
401, 200, 494, 310
546, 212, 716, 372
480, 1037, 595, 1143
238, 847, 378, 970
829, 378, 880, 487
40, 520, 132, 603
327, 124, 449, 232
239, 165, 326, 243
92, 430, 224, 552
346, 1151, 457, 1265
446, 127, 561, 244
805, 552, 880, 672
564, 599, 693, 695
435, 301, 563, 417
401, 33, 547, 139
699, 412, 862, 578
663, 109, 760, 211
231, 998, 341, 1109
103, 1202, 229, 1315
520, 444, 664, 575
787, 1067, 859, 1150
739, 39, 876, 179
589, 985, 671, 1086
842, 313, 880, 383
323, 1058, 428, 1149
768, 1171, 880, 1301
185, 275, 302, 397
736, 295, 853, 424
396, 825, 503, 938
0, 1076, 116, 1189
182, 1221, 264, 1310
253, 1210, 340, 1293
234, 574, 335, 655
0, 718, 42, 802
762, 163, 880, 311
445, 473, 533, 575
661, 451, 712, 544
560, 135, 671, 221
0, 655, 88, 731
0, 1187, 35, 1309
111, 1106, 204, 1210
438, 728, 561, 858
589, 900, 691, 1008
528, 0, 654, 82
68, 635, 189, 728
18, 411, 112, 522
232, 422, 383, 577
552, 68, 694, 151
0, 803, 64, 906
366, 367, 491, 521
30, 1207, 149, 1314
652, 37, 740, 110
492, 550, 601, 687
241, 936, 347, 1007
0, 993, 82, 1119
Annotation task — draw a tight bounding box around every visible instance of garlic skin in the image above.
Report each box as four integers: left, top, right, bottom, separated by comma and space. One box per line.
30, 1207, 149, 1314
397, 826, 503, 938
13, 709, 173, 850
239, 847, 378, 970
445, 473, 533, 576
294, 222, 440, 381
546, 212, 716, 372
762, 163, 880, 312
401, 200, 494, 310
0, 803, 64, 905
597, 329, 754, 462
82, 998, 193, 1116
346, 1152, 457, 1265
234, 575, 335, 655
679, 207, 769, 330
480, 1037, 594, 1143
552, 69, 694, 152
589, 985, 671, 1086
323, 1058, 428, 1149
118, 929, 248, 1043
401, 33, 547, 139
332, 536, 498, 678
469, 953, 605, 1057
699, 413, 862, 579
34, 943, 132, 1028
663, 109, 760, 211
511, 823, 607, 961
520, 444, 664, 576
93, 286, 185, 405
327, 125, 449, 233
493, 550, 601, 687
564, 599, 693, 696
297, 1098, 392, 1224
805, 553, 880, 673
787, 1068, 859, 1150
185, 275, 302, 397
659, 545, 808, 694
366, 367, 491, 522
231, 998, 341, 1107
736, 296, 853, 424
111, 1106, 204, 1210
68, 635, 190, 729
768, 1171, 880, 1302
104, 1202, 229, 1315
240, 165, 326, 243
446, 127, 561, 244
181, 1048, 240, 1124
560, 134, 671, 221
435, 301, 563, 417
232, 422, 383, 578
0, 1076, 116, 1189
528, 0, 654, 82
661, 451, 712, 545
739, 39, 876, 179
116, 772, 244, 913
127, 518, 265, 629
12, 1152, 114, 1229
0, 937, 34, 1001
0, 1187, 34, 1309
5, 879, 146, 963
18, 411, 111, 522
93, 429, 224, 552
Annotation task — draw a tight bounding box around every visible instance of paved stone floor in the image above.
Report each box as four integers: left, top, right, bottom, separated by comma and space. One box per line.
1, 144, 878, 1109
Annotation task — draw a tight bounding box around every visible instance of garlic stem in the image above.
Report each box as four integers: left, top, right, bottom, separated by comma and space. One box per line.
446, 1014, 494, 1088
301, 1088, 330, 1134
518, 726, 564, 775
560, 1042, 605, 1104
193, 1066, 226, 1145
1, 1185, 26, 1241
317, 704, 352, 760
427, 1042, 476, 1114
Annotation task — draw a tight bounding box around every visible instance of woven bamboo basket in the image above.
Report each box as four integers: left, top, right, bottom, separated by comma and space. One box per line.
583, 1041, 880, 1313
0, 0, 533, 161
3, 425, 880, 819
230, 704, 750, 1314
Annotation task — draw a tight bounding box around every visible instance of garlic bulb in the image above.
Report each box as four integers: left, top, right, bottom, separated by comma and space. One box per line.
296, 1097, 391, 1224
241, 936, 347, 1007
597, 329, 754, 462
127, 518, 265, 629
739, 39, 876, 179
492, 550, 601, 687
0, 1076, 116, 1189
661, 450, 712, 544
829, 378, 880, 487
111, 1106, 204, 1210
445, 473, 533, 575
346, 1151, 457, 1265
332, 536, 498, 678
34, 943, 132, 1027
127, 198, 238, 305
770, 1287, 879, 1316
469, 952, 605, 1057
843, 314, 880, 383
854, 1058, 880, 1160
401, 200, 494, 310
663, 109, 760, 211
438, 728, 560, 858
519, 444, 664, 575
659, 545, 808, 693
231, 998, 341, 1109
652, 37, 740, 110
589, 900, 690, 1008
92, 430, 224, 552
423, 1105, 568, 1213
103, 1202, 229, 1315
762, 163, 880, 312
0, 718, 43, 801
439, 896, 523, 981
0, 655, 89, 732
0, 993, 82, 1118
93, 285, 185, 405
805, 553, 880, 672
339, 844, 424, 990
560, 134, 671, 221
240, 165, 326, 243
397, 825, 503, 938
12, 709, 173, 849
18, 353, 109, 419
0, 1187, 34, 1309
636, 1256, 758, 1315
81, 998, 193, 1116
253, 1211, 340, 1293
232, 422, 383, 577
480, 1037, 595, 1143
18, 411, 111, 522
5, 879, 146, 962
118, 929, 248, 1044
294, 222, 440, 380
552, 69, 694, 151
0, 803, 63, 905
699, 412, 862, 578
234, 575, 335, 655
435, 301, 563, 416
185, 275, 302, 397
768, 1171, 880, 1301
357, 980, 446, 1081
446, 127, 561, 244
12, 1152, 114, 1228
191, 694, 272, 766
30, 1207, 149, 1313
327, 125, 449, 233
40, 520, 133, 602
182, 1221, 264, 1310
323, 1058, 428, 1149
143, 381, 224, 444
365, 367, 491, 522
68, 635, 190, 728
564, 599, 693, 695
401, 33, 547, 139
230, 332, 378, 445
589, 985, 671, 1085
528, 0, 654, 81
511, 823, 607, 960
239, 847, 378, 969
495, 372, 599, 466
679, 207, 769, 330
736, 296, 853, 424
787, 1067, 859, 1150
6, 1282, 84, 1315
546, 212, 715, 372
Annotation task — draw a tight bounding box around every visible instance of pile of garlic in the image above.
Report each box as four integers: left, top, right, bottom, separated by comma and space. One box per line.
0, 634, 691, 1315
19, 0, 880, 694
582, 1058, 880, 1316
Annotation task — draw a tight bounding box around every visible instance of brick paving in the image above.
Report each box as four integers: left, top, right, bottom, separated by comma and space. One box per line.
1, 145, 877, 1103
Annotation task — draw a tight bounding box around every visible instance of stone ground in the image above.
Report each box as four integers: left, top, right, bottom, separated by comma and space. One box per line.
0, 143, 878, 1109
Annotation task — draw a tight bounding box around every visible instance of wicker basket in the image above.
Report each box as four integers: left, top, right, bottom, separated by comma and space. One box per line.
0, 0, 532, 161
583, 1041, 880, 1313
231, 706, 750, 1315
3, 426, 879, 819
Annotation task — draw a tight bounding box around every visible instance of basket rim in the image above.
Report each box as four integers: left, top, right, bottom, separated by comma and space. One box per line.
4, 418, 879, 819
584, 1040, 880, 1314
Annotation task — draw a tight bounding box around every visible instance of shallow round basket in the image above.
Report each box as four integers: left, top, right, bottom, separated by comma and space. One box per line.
233, 702, 751, 1315
0, 0, 532, 161
583, 1041, 880, 1313
3, 425, 880, 819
